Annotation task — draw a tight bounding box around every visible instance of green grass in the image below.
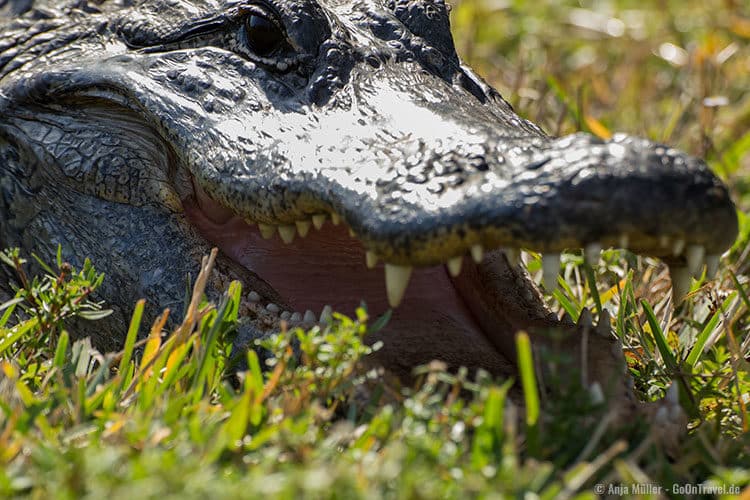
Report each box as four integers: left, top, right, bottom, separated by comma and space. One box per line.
2, 0, 750, 497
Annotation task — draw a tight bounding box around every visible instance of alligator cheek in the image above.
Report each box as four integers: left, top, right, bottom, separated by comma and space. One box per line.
183, 196, 513, 375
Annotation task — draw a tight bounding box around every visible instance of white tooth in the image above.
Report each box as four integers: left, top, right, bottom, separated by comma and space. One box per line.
561, 311, 573, 325
672, 238, 685, 256
686, 244, 705, 278
670, 265, 691, 302
669, 405, 685, 423
247, 291, 261, 303
470, 244, 484, 263
577, 307, 593, 328
366, 251, 378, 269
655, 406, 669, 425
265, 303, 280, 314
331, 213, 341, 226
542, 253, 560, 291
384, 264, 413, 308
504, 248, 519, 267
618, 234, 629, 248
259, 223, 276, 239
290, 312, 302, 323
280, 311, 291, 320
320, 305, 333, 324
596, 309, 611, 338
588, 382, 604, 404
278, 225, 296, 244
447, 256, 463, 277
303, 310, 316, 323
611, 342, 622, 359
295, 220, 311, 238
666, 384, 679, 404
706, 254, 720, 280
348, 228, 356, 237
584, 243, 602, 264
312, 214, 327, 229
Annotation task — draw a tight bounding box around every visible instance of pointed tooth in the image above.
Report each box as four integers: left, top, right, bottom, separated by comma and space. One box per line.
706, 254, 720, 280
259, 223, 276, 239
611, 342, 622, 359
584, 243, 602, 265
303, 310, 316, 323
669, 405, 685, 423
561, 311, 573, 325
504, 248, 519, 267
588, 382, 604, 404
365, 251, 378, 269
331, 212, 341, 225
672, 238, 685, 257
384, 264, 413, 308
470, 244, 484, 264
278, 225, 296, 244
596, 309, 611, 338
654, 406, 669, 425
247, 291, 261, 303
312, 214, 327, 230
542, 253, 560, 291
577, 308, 593, 328
265, 303, 280, 314
670, 265, 691, 302
686, 244, 705, 278
447, 256, 463, 277
618, 234, 629, 248
290, 312, 302, 323
666, 384, 679, 404
295, 220, 311, 238
348, 228, 356, 238
319, 305, 333, 324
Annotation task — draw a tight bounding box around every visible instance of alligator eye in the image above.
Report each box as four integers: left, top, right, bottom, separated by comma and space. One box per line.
244, 13, 285, 57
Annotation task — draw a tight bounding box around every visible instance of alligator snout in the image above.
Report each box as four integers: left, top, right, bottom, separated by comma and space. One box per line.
192, 113, 737, 307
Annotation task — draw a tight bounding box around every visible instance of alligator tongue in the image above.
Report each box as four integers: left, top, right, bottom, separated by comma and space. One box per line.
184, 198, 512, 375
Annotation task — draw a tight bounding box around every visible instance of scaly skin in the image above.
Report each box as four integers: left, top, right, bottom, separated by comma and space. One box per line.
0, 0, 738, 430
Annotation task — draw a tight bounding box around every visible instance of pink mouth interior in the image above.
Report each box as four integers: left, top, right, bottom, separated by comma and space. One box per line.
183, 183, 511, 375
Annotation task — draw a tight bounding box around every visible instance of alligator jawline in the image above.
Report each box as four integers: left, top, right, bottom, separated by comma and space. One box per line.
183, 177, 518, 376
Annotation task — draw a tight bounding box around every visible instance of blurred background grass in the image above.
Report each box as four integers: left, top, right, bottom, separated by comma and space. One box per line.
451, 0, 750, 208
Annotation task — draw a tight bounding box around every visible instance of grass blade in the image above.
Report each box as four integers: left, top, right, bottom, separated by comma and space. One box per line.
516, 331, 540, 457
118, 300, 144, 393
53, 331, 69, 368
640, 299, 678, 372
685, 291, 738, 369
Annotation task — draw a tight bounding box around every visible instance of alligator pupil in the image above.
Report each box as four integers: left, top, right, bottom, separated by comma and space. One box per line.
245, 14, 283, 57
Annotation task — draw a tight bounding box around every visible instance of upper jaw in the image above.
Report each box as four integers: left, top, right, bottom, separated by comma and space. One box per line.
177, 75, 737, 268
193, 130, 737, 274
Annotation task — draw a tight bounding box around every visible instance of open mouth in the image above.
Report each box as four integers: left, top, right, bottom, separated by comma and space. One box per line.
184, 177, 520, 374
181, 169, 728, 377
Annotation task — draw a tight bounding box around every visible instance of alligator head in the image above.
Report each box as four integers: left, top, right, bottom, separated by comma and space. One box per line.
0, 0, 738, 382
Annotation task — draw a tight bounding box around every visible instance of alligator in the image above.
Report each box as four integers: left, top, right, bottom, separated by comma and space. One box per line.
0, 0, 739, 419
